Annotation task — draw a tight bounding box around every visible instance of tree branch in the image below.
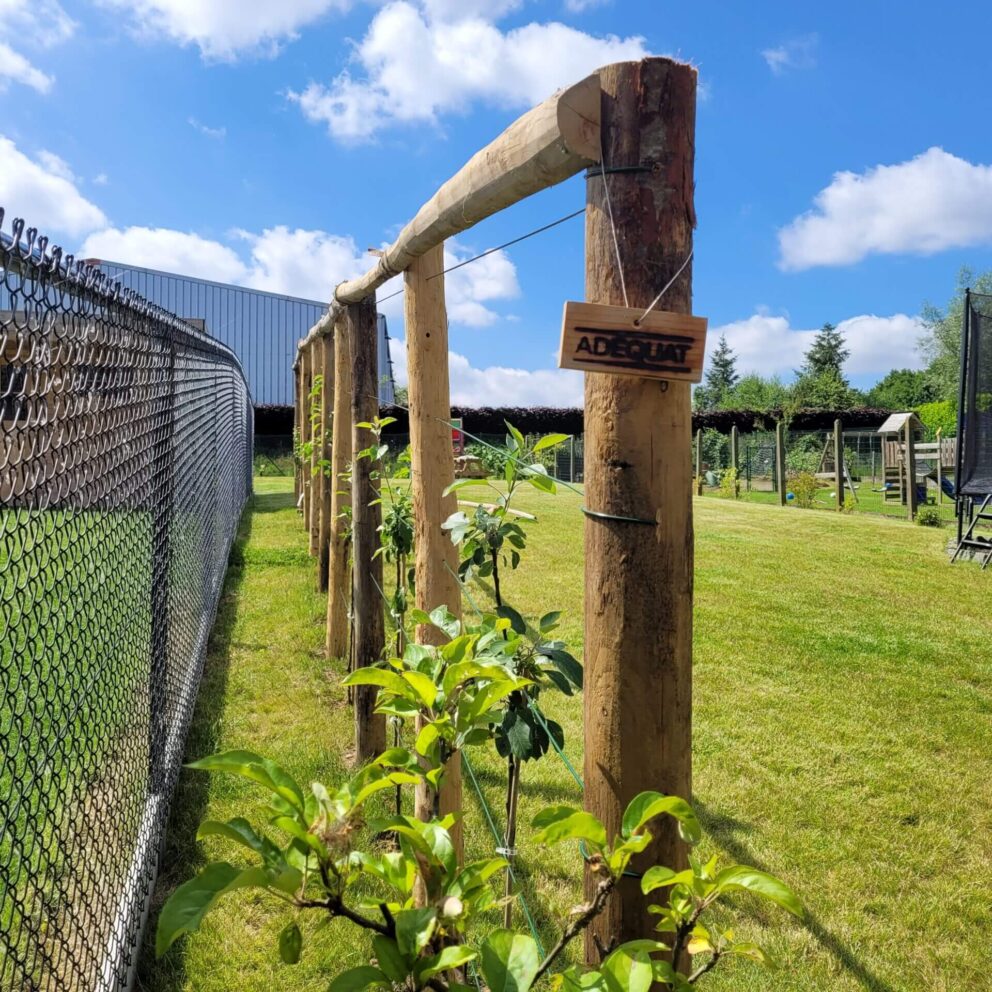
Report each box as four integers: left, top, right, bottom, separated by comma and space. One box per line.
687, 950, 721, 983
532, 875, 616, 983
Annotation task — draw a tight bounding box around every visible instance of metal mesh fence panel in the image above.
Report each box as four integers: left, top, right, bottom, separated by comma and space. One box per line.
959, 291, 992, 496
0, 212, 252, 991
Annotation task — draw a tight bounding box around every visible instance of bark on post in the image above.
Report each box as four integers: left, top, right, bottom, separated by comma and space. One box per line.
293, 360, 302, 504
834, 419, 844, 512
350, 299, 387, 762
905, 420, 918, 521
694, 428, 703, 495
405, 244, 463, 857
309, 339, 321, 557
583, 57, 696, 960
730, 425, 740, 497
318, 334, 335, 589
301, 344, 312, 528
327, 320, 353, 660
775, 422, 787, 506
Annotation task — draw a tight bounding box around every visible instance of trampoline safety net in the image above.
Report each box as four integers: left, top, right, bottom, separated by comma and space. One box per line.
959, 291, 992, 496
0, 210, 253, 990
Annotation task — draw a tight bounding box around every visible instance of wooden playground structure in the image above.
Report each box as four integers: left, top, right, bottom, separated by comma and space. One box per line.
878, 413, 957, 511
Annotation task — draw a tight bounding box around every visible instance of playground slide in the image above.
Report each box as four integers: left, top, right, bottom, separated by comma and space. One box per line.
938, 474, 956, 499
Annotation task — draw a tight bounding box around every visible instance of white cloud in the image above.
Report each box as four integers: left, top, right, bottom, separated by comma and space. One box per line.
188, 116, 227, 139
762, 34, 817, 75
289, 0, 648, 140
563, 0, 609, 11
421, 0, 522, 19
0, 136, 106, 237
93, 172, 110, 186
444, 242, 519, 326
0, 0, 75, 93
102, 0, 350, 60
779, 147, 992, 270
79, 226, 250, 283
707, 312, 926, 381
390, 335, 583, 406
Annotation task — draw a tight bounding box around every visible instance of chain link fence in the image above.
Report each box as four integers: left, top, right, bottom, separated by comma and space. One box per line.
0, 211, 253, 990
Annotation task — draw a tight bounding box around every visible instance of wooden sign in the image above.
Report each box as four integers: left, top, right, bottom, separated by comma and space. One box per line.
558, 301, 708, 382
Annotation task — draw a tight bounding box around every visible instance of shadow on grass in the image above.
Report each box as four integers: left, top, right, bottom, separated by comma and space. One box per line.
133, 502, 256, 992
252, 490, 298, 514
695, 798, 897, 992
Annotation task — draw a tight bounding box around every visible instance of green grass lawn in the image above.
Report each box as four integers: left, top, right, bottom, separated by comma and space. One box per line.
137, 476, 992, 992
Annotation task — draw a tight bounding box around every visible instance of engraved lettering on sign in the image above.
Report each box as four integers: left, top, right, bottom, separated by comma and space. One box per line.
571, 327, 694, 373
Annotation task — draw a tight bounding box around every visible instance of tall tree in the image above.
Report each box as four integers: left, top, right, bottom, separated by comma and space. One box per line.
920, 267, 992, 404
797, 323, 850, 381
792, 322, 855, 409
864, 368, 934, 410
696, 334, 738, 410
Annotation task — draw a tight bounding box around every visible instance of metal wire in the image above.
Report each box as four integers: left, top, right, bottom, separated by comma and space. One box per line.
0, 209, 253, 991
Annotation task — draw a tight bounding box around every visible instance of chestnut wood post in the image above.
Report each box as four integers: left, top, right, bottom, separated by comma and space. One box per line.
293, 359, 302, 504
405, 243, 463, 857
326, 320, 353, 660
905, 419, 918, 521
318, 333, 335, 589
694, 428, 703, 495
309, 339, 321, 557
834, 419, 844, 512
583, 57, 696, 960
775, 422, 787, 506
301, 344, 312, 528
350, 299, 386, 762
730, 425, 740, 497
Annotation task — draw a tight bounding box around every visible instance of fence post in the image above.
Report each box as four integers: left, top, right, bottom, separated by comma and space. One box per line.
293, 357, 302, 504
905, 420, 918, 521
730, 425, 739, 496
318, 333, 334, 590
695, 428, 703, 495
775, 422, 787, 505
309, 339, 321, 557
326, 320, 353, 661
301, 343, 312, 530
405, 243, 463, 857
936, 427, 943, 505
583, 57, 695, 959
570, 433, 576, 483
349, 299, 386, 762
834, 419, 844, 511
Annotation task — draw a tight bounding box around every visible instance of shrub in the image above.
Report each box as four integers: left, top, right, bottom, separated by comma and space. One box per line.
465, 441, 507, 478
843, 495, 857, 514
719, 467, 740, 499
786, 433, 824, 475
916, 505, 943, 527
789, 471, 820, 509
916, 400, 957, 440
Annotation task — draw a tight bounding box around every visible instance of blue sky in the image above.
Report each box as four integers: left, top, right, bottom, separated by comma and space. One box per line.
3, 0, 992, 405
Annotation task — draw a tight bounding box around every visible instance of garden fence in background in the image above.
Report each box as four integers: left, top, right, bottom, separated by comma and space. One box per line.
0, 212, 253, 991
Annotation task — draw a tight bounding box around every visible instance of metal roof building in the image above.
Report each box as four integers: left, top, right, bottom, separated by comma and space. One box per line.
86, 260, 396, 407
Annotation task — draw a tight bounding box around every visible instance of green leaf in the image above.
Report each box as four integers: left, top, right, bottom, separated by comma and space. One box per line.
394, 907, 438, 958
327, 966, 388, 992
640, 865, 693, 895
537, 647, 583, 689
527, 467, 556, 493
279, 922, 302, 964
505, 422, 526, 452
156, 862, 270, 956
443, 479, 479, 497
480, 930, 540, 992
343, 668, 410, 697
496, 604, 526, 635
600, 948, 653, 992
713, 866, 803, 917
187, 751, 305, 815
533, 433, 569, 453
195, 818, 284, 869
417, 945, 479, 980
621, 792, 701, 845
538, 611, 561, 632
372, 936, 410, 981
532, 807, 607, 849
729, 941, 776, 967
402, 670, 438, 707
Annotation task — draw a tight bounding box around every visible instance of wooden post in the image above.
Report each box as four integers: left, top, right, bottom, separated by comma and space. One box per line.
905, 420, 918, 521
730, 425, 739, 497
834, 419, 844, 511
583, 57, 695, 960
326, 321, 353, 660
318, 334, 334, 590
293, 359, 302, 504
349, 299, 387, 762
694, 428, 703, 495
936, 427, 944, 505
301, 344, 312, 528
309, 339, 321, 556
406, 243, 463, 856
775, 422, 787, 506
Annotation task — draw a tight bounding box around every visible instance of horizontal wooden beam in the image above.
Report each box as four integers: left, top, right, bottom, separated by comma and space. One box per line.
297, 71, 601, 352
